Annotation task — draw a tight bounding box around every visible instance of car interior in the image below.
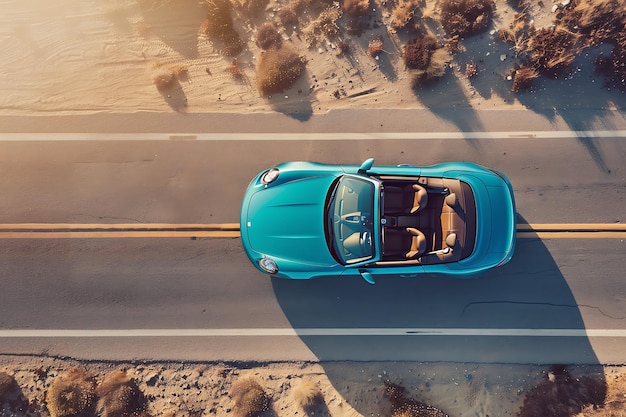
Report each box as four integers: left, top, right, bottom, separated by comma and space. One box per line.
378, 176, 477, 265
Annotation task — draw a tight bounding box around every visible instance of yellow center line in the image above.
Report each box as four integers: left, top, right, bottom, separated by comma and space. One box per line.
515, 223, 626, 239
0, 223, 623, 239
0, 223, 240, 239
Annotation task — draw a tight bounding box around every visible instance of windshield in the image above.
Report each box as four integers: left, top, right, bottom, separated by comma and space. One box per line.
325, 176, 376, 264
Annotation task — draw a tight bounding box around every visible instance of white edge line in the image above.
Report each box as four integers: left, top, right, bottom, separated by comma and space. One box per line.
1, 329, 625, 337
1, 131, 626, 141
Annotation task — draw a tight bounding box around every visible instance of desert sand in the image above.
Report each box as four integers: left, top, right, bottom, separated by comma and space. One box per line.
2, 355, 625, 417
0, 0, 623, 118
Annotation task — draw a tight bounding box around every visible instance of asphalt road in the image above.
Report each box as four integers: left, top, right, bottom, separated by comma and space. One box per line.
0, 109, 625, 364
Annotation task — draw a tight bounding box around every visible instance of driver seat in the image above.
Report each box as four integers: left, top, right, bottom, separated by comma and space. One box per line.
384, 184, 428, 215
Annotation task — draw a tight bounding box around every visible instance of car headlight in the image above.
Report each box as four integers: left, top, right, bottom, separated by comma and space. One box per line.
261, 168, 280, 185
258, 257, 279, 274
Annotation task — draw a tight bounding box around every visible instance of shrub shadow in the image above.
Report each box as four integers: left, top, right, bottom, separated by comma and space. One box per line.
158, 78, 188, 112
272, 214, 605, 416
266, 69, 315, 121
415, 71, 485, 148
0, 383, 32, 417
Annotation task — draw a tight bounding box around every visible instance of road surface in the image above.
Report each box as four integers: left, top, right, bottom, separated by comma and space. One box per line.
0, 109, 625, 364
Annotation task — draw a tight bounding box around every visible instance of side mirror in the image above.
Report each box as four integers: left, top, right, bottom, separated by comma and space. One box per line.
358, 158, 374, 174
359, 270, 375, 284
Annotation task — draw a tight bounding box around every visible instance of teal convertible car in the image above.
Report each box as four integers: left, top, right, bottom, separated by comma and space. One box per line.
240, 159, 515, 284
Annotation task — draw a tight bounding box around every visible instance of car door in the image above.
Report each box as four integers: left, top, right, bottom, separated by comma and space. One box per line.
342, 263, 426, 284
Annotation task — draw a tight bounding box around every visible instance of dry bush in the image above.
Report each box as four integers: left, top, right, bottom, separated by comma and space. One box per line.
256, 45, 307, 95
526, 26, 581, 75
496, 11, 533, 54
368, 38, 384, 56
303, 6, 342, 47
556, 0, 626, 89
256, 23, 282, 50
0, 372, 18, 398
410, 47, 449, 87
289, 0, 313, 13
518, 365, 606, 417
151, 67, 176, 90
96, 370, 146, 417
150, 64, 187, 90
342, 0, 369, 16
202, 0, 245, 56
384, 381, 449, 417
230, 378, 270, 417
577, 369, 626, 416
292, 378, 322, 410
390, 0, 420, 31
46, 368, 96, 417
440, 0, 495, 37
566, 0, 623, 34
403, 35, 438, 69
511, 65, 539, 91
277, 7, 298, 28
203, 0, 234, 38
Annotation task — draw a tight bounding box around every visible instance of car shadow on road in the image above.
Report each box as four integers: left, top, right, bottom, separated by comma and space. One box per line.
272, 214, 606, 415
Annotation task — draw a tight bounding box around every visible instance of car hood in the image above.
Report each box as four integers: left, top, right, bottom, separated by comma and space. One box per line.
244, 175, 338, 267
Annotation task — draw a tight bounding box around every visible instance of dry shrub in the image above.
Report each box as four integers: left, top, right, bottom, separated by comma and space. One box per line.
277, 7, 298, 28
151, 67, 176, 90
390, 0, 420, 31
96, 370, 146, 417
411, 48, 449, 87
292, 378, 322, 410
256, 45, 306, 95
526, 27, 581, 75
557, 0, 626, 89
511, 65, 539, 91
384, 381, 449, 417
202, 0, 245, 56
577, 369, 626, 416
0, 372, 18, 398
440, 0, 495, 37
496, 11, 533, 54
303, 6, 342, 47
518, 365, 606, 417
368, 38, 384, 56
150, 65, 187, 90
230, 378, 270, 417
256, 23, 282, 50
289, 0, 314, 13
342, 0, 369, 16
46, 368, 96, 417
403, 35, 438, 69
570, 0, 622, 34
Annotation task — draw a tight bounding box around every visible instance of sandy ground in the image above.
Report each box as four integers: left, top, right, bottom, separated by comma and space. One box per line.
0, 0, 623, 117
2, 355, 625, 417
